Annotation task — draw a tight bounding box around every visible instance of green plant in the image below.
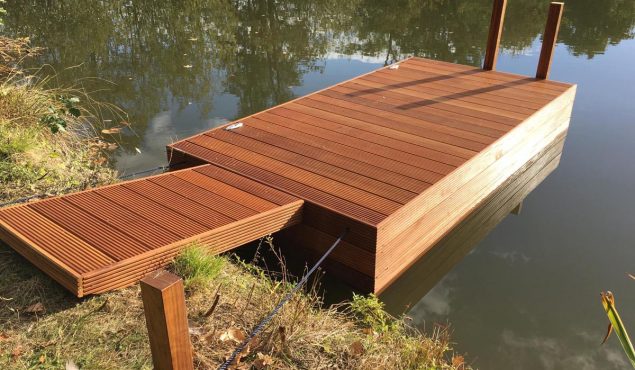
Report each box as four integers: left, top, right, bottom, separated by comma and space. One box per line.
39, 95, 81, 133
601, 291, 635, 367
0, 1, 6, 27
171, 244, 224, 290
349, 293, 397, 334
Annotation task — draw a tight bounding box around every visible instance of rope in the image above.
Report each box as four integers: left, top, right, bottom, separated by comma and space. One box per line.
118, 164, 171, 179
218, 228, 349, 370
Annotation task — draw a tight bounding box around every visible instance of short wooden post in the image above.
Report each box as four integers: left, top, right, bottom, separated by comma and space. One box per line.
483, 0, 508, 71
536, 2, 564, 79
140, 270, 194, 370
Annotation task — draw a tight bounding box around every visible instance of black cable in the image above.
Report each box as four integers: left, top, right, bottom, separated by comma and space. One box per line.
217, 228, 349, 370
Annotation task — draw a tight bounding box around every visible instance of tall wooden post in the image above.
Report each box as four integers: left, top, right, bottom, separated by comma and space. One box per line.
483, 0, 508, 71
536, 2, 564, 79
140, 270, 194, 370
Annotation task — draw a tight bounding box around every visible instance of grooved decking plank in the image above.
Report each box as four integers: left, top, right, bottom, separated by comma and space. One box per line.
228, 124, 431, 193
173, 141, 385, 225
31, 198, 152, 260
286, 101, 476, 160
371, 67, 552, 108
0, 206, 114, 273
245, 115, 444, 184
208, 129, 418, 204
306, 93, 493, 146
348, 76, 533, 119
279, 104, 468, 165
188, 135, 402, 215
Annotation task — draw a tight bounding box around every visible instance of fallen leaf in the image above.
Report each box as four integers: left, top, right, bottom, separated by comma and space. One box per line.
101, 127, 122, 134
11, 345, 22, 360
183, 65, 193, 69
253, 352, 273, 369
188, 37, 198, 41
0, 332, 8, 341
349, 340, 364, 356
388, 64, 400, 70
25, 302, 45, 314
65, 360, 80, 370
452, 355, 465, 368
39, 354, 46, 363
106, 143, 118, 151
219, 328, 246, 344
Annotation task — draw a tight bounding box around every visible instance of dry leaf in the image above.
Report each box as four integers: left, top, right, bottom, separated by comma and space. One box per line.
106, 143, 118, 151
388, 64, 400, 70
0, 332, 9, 341
25, 302, 45, 314
253, 352, 273, 369
349, 340, 364, 356
101, 127, 122, 134
452, 355, 465, 368
183, 64, 193, 69
219, 327, 246, 344
11, 345, 22, 360
65, 360, 80, 370
39, 354, 46, 363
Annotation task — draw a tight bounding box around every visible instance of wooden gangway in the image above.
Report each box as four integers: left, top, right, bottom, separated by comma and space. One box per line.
0, 165, 303, 296
0, 1, 576, 296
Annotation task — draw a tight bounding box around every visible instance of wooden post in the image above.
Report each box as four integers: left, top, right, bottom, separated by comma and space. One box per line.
536, 2, 564, 79
483, 0, 508, 71
140, 270, 194, 370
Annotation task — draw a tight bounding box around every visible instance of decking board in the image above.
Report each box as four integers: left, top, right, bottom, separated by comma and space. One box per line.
0, 164, 303, 296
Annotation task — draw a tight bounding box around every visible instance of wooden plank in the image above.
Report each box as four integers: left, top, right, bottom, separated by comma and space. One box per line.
377, 85, 576, 245
208, 129, 418, 204
372, 67, 552, 108
140, 270, 194, 370
186, 135, 402, 216
380, 138, 564, 302
536, 2, 565, 79
483, 0, 508, 70
376, 134, 566, 290
375, 124, 570, 290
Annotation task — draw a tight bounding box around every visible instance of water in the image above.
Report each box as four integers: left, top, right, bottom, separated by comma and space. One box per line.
4, 1, 635, 368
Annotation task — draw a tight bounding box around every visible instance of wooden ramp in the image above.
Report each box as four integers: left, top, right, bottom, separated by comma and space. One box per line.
169, 57, 576, 293
0, 164, 303, 296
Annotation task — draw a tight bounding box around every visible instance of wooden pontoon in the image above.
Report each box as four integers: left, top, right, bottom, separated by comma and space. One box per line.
0, 1, 575, 296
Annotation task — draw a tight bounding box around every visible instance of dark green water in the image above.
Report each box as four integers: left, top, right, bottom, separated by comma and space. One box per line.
3, 1, 635, 368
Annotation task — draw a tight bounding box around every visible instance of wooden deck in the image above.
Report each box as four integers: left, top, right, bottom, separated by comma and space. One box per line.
0, 56, 576, 296
0, 164, 303, 296
169, 57, 576, 292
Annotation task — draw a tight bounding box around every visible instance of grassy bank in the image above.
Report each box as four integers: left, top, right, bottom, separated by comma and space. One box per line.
0, 37, 468, 369
0, 36, 118, 203
0, 243, 467, 369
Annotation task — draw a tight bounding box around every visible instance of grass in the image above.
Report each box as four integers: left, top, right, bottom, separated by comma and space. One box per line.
0, 37, 119, 204
0, 242, 469, 369
172, 245, 226, 290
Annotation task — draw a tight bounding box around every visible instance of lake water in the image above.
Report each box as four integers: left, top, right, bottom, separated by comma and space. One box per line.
4, 0, 635, 368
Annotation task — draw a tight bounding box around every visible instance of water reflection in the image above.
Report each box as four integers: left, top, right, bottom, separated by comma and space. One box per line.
4, 0, 634, 159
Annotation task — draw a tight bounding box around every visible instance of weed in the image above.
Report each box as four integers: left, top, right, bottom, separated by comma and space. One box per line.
172, 244, 225, 290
